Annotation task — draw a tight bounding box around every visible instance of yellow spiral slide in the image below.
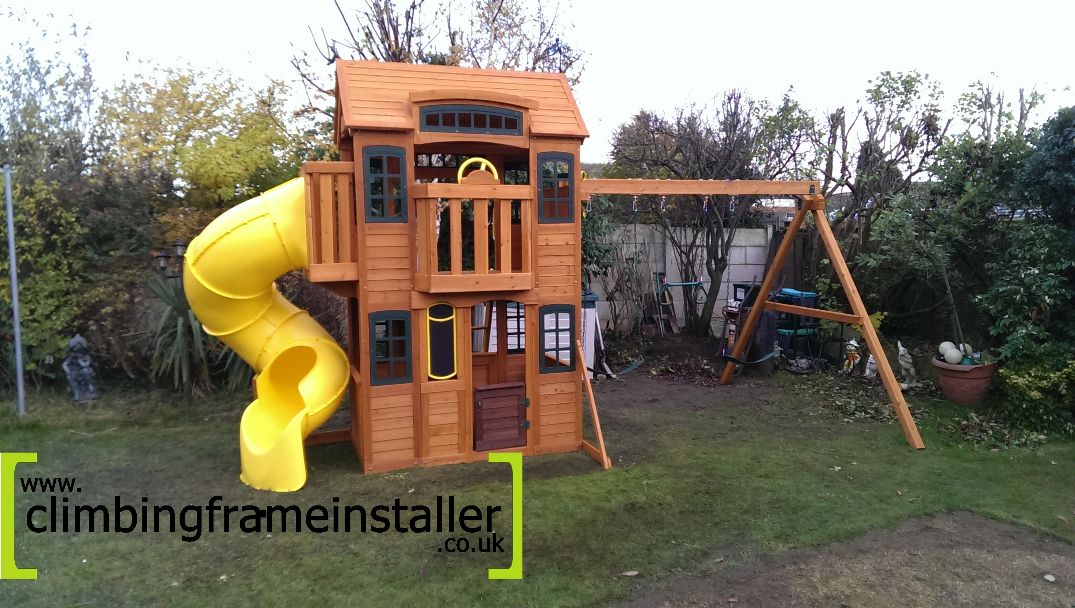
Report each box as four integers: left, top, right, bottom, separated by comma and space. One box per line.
183, 178, 349, 492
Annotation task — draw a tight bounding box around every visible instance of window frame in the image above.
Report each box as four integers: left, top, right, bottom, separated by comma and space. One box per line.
363, 145, 408, 223
539, 304, 575, 373
419, 104, 524, 136
505, 301, 526, 354
537, 152, 575, 224
369, 310, 412, 385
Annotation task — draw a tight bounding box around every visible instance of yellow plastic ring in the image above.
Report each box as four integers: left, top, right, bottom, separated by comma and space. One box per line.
456, 157, 499, 182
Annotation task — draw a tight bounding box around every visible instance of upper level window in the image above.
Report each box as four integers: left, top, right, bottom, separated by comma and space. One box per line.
420, 105, 523, 136
537, 152, 574, 223
364, 146, 407, 222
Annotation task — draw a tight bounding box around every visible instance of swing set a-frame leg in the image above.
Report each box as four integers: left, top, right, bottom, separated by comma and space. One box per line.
718, 196, 924, 449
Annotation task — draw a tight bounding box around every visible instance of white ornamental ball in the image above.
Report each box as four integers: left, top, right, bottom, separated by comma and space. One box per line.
943, 348, 963, 364
939, 341, 956, 355
960, 343, 973, 356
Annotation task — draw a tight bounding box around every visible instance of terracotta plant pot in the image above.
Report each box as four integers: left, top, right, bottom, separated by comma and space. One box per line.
931, 358, 999, 406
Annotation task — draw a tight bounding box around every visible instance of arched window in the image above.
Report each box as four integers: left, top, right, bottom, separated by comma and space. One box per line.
420, 105, 523, 136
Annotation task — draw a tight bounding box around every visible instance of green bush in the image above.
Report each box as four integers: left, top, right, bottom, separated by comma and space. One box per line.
993, 356, 1075, 435
976, 222, 1074, 359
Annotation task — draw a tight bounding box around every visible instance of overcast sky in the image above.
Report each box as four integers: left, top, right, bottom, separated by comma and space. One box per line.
4, 0, 1073, 162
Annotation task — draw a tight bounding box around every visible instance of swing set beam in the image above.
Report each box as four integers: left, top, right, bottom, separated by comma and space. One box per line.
581, 179, 820, 197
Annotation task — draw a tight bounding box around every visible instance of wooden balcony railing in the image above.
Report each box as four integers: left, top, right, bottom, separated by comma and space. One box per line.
302, 161, 359, 282
412, 180, 533, 293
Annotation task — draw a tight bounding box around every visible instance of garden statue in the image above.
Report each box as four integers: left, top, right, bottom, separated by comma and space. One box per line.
63, 334, 99, 402
842, 339, 861, 374
898, 340, 918, 390
863, 354, 878, 378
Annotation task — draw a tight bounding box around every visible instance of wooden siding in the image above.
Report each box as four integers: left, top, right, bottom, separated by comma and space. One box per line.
538, 377, 580, 446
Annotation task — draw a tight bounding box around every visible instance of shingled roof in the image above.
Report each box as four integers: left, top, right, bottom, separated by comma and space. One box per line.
335, 60, 589, 139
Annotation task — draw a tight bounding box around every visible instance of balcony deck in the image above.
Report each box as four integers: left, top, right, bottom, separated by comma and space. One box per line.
302, 163, 535, 294
412, 175, 533, 294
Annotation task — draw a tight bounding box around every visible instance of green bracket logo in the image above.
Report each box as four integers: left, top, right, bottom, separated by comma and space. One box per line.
486, 452, 522, 580
1, 452, 38, 580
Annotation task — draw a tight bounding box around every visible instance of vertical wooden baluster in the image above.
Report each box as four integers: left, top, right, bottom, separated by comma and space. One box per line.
335, 172, 352, 264
304, 171, 317, 265
318, 173, 334, 263
498, 198, 511, 274
475, 198, 489, 274
416, 197, 429, 276
450, 198, 462, 274
520, 199, 532, 273
429, 200, 439, 273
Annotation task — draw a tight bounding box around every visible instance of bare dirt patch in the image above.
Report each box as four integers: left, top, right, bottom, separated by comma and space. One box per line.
619, 511, 1075, 607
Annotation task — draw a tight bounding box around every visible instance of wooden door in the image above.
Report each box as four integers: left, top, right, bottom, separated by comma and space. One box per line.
473, 382, 527, 451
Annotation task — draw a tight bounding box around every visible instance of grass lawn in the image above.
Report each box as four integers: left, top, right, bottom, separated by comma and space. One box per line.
1, 372, 1072, 607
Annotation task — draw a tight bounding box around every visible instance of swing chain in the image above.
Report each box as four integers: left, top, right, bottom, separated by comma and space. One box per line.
702, 195, 710, 214
659, 195, 667, 212
631, 194, 639, 214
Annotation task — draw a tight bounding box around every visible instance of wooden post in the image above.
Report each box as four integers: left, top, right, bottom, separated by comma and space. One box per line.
576, 340, 611, 469
811, 205, 924, 449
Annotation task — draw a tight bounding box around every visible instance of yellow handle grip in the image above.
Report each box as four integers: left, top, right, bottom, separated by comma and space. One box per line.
457, 157, 499, 182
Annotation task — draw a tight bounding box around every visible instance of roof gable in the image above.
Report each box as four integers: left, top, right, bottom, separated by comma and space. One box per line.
335, 60, 588, 139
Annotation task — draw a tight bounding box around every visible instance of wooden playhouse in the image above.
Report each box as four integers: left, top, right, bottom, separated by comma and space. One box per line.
299, 60, 609, 473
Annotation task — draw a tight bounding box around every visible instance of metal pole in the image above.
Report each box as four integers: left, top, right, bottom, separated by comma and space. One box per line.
3, 164, 25, 416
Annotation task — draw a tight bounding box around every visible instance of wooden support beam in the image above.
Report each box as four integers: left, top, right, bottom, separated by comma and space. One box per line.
417, 272, 532, 293
301, 161, 355, 174
764, 301, 860, 325
811, 208, 924, 449
307, 262, 360, 282
719, 207, 808, 384
412, 182, 531, 200
581, 179, 821, 197
576, 340, 611, 470
304, 428, 351, 447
